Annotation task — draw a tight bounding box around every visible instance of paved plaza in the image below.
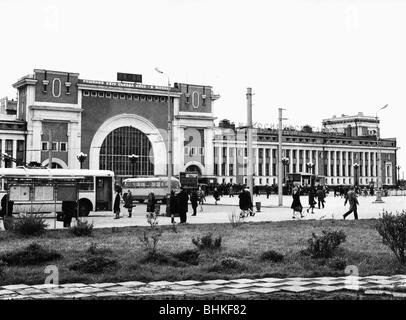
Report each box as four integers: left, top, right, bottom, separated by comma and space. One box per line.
15, 194, 405, 230
1, 275, 406, 299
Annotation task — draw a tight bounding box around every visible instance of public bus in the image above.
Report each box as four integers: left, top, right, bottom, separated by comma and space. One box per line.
287, 173, 326, 188
121, 176, 181, 203
0, 168, 114, 216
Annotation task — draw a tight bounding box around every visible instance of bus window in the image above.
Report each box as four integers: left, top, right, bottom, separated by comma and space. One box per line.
79, 176, 94, 191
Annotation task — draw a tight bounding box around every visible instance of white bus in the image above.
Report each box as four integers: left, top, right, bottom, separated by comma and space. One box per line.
122, 176, 181, 203
0, 168, 114, 216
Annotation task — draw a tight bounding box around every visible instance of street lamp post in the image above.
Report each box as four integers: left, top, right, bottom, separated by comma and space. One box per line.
282, 157, 289, 195
306, 161, 315, 186
155, 67, 172, 197
375, 104, 388, 203
76, 152, 87, 169
353, 162, 359, 187
128, 154, 139, 178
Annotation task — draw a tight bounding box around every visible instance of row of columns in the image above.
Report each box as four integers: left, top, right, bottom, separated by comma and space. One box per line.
215, 146, 381, 179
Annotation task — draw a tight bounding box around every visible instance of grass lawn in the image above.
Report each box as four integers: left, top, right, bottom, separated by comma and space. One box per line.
0, 219, 405, 286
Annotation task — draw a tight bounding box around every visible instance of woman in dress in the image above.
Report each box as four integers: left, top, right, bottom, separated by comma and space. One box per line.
291, 185, 304, 219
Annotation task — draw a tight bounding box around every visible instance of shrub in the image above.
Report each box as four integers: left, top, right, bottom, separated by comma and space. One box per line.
10, 214, 48, 236
69, 255, 117, 273
146, 212, 159, 229
305, 229, 346, 259
376, 210, 406, 264
192, 233, 222, 250
0, 260, 7, 277
172, 250, 200, 265
0, 243, 62, 266
86, 243, 113, 256
220, 257, 244, 270
327, 256, 347, 270
71, 220, 93, 236
260, 250, 284, 263
139, 252, 182, 266
138, 229, 162, 258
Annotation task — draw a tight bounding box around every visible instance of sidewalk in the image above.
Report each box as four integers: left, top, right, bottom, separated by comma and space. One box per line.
1, 275, 406, 299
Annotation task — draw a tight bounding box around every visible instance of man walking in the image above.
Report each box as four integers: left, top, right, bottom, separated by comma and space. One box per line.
316, 186, 325, 209
190, 189, 198, 216
177, 187, 189, 223
343, 186, 359, 220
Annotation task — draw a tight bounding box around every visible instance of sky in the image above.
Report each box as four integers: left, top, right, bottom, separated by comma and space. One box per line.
0, 0, 405, 176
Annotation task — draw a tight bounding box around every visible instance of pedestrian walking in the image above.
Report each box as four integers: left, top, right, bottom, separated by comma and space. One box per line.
62, 200, 77, 228
306, 186, 316, 214
197, 186, 205, 212
238, 186, 253, 213
146, 192, 156, 215
123, 189, 134, 217
113, 190, 121, 219
316, 186, 325, 209
169, 190, 177, 223
177, 187, 189, 223
343, 186, 359, 220
291, 185, 303, 219
229, 184, 234, 197
265, 184, 271, 199
190, 189, 198, 216
213, 187, 220, 205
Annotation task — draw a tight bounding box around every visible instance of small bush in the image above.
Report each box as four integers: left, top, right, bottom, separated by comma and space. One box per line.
69, 256, 117, 273
172, 250, 200, 265
327, 256, 347, 270
0, 260, 7, 277
10, 214, 48, 236
376, 210, 406, 264
139, 252, 183, 266
305, 229, 347, 259
220, 257, 244, 270
71, 220, 94, 237
260, 250, 284, 263
0, 243, 62, 266
192, 233, 222, 250
138, 229, 162, 258
86, 243, 113, 256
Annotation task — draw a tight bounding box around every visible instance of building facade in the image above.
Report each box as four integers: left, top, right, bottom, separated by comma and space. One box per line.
1, 68, 399, 187
213, 117, 398, 187
10, 69, 219, 182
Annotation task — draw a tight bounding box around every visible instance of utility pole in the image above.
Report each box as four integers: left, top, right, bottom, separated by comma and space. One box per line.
246, 88, 253, 201
48, 129, 53, 168
278, 108, 283, 206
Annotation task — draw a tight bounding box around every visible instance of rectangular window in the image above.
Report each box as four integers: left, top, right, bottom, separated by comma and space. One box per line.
105, 92, 111, 98
120, 94, 125, 99
113, 93, 118, 99
98, 92, 104, 98
83, 91, 90, 96
147, 96, 152, 101
91, 91, 97, 97
16, 140, 25, 165
199, 147, 204, 155
42, 142, 48, 151
229, 164, 233, 176
60, 142, 67, 152
184, 147, 189, 155
127, 94, 132, 100
51, 142, 58, 151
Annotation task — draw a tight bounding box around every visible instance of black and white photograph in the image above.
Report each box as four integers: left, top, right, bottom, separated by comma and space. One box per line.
0, 0, 406, 315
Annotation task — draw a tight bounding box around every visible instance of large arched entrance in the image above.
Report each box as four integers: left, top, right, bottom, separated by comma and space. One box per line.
99, 126, 154, 177
185, 164, 202, 176
88, 114, 166, 176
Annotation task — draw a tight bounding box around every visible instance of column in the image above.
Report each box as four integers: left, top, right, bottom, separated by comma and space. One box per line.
315, 150, 319, 176
327, 149, 331, 177
233, 147, 237, 180
12, 139, 17, 168
225, 146, 230, 177
262, 148, 266, 177
218, 146, 222, 177
346, 151, 349, 177
255, 148, 259, 177
289, 149, 293, 173
333, 150, 337, 177
302, 149, 306, 173
372, 151, 377, 177
1, 139, 5, 167
295, 149, 299, 173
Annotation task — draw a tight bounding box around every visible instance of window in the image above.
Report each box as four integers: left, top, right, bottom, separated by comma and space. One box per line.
147, 96, 152, 101
83, 91, 90, 96
91, 91, 97, 97
106, 92, 111, 98
140, 95, 146, 101
98, 92, 104, 98
199, 147, 204, 155
51, 142, 58, 151
120, 94, 125, 99
127, 94, 132, 100
184, 147, 189, 155
133, 95, 139, 100
42, 142, 48, 151
79, 176, 94, 191
60, 142, 67, 152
